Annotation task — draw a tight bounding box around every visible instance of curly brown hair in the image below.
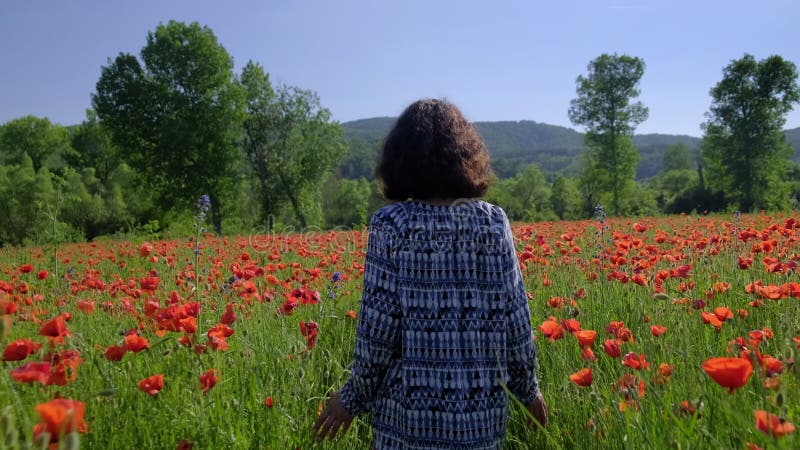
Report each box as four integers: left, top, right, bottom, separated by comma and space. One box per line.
375, 99, 493, 201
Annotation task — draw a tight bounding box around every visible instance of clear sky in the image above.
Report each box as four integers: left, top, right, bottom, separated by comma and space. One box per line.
1, 0, 799, 136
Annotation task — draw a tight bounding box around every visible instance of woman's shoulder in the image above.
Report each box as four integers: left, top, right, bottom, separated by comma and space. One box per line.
374, 199, 508, 223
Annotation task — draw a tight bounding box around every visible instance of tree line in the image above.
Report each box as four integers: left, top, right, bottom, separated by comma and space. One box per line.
566, 52, 799, 218
0, 21, 798, 246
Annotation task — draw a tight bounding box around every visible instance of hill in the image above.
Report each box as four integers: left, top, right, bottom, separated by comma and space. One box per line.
341, 118, 706, 179
340, 118, 800, 180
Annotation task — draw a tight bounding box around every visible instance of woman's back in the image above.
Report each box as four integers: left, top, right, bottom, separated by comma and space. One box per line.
342, 200, 538, 449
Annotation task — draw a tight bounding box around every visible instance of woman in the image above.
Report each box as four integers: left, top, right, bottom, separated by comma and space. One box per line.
314, 99, 547, 449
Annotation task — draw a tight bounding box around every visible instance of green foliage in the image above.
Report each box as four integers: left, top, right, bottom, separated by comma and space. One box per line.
702, 54, 800, 212
239, 61, 346, 229
485, 164, 555, 221
569, 53, 649, 216
550, 174, 582, 220
576, 153, 603, 218
628, 182, 659, 216
0, 155, 65, 246
0, 115, 74, 171
93, 20, 246, 233
649, 169, 699, 210
55, 166, 149, 240
662, 143, 692, 172
323, 177, 373, 228
339, 139, 379, 179
68, 110, 120, 183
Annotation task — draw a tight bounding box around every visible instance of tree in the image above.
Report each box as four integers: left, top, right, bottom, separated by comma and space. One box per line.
322, 177, 372, 228
93, 20, 245, 233
484, 164, 553, 221
550, 174, 581, 220
0, 155, 60, 245
568, 53, 649, 216
577, 155, 603, 218
68, 110, 120, 183
0, 116, 73, 171
239, 61, 346, 229
662, 143, 692, 172
510, 164, 553, 221
702, 54, 800, 211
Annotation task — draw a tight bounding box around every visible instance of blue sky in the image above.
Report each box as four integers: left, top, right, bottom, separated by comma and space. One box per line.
1, 0, 798, 136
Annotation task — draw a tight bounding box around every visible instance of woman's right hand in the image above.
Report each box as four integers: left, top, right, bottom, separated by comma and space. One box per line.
313, 391, 355, 441
526, 392, 548, 429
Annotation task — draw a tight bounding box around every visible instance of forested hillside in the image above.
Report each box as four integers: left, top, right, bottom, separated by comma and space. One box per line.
341, 118, 800, 180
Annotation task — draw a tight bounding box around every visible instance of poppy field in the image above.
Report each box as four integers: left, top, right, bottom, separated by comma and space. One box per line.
1, 211, 799, 449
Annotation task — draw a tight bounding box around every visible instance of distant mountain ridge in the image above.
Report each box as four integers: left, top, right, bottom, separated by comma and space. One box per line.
340, 117, 800, 180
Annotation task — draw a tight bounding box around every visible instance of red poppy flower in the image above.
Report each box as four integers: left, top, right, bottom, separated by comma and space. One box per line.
220, 303, 237, 325
76, 300, 95, 313
760, 356, 783, 377
208, 323, 234, 341
265, 396, 274, 408
206, 323, 234, 351
581, 346, 597, 362
177, 439, 194, 450
604, 339, 622, 358
138, 374, 164, 397
569, 368, 593, 387
605, 321, 634, 342
3, 338, 42, 361
140, 276, 160, 292
104, 345, 127, 361
539, 318, 564, 341
46, 352, 83, 386
712, 282, 730, 293
702, 357, 752, 393
139, 241, 154, 257
179, 317, 198, 334
650, 325, 667, 337
713, 307, 733, 322
658, 362, 672, 378
700, 311, 723, 331
39, 315, 70, 338
754, 410, 795, 437
299, 321, 319, 350
37, 270, 49, 280
33, 398, 88, 441
124, 334, 150, 353
574, 330, 597, 347
199, 369, 219, 394
561, 318, 581, 333
11, 361, 52, 384
622, 352, 651, 371
614, 374, 645, 399
20, 264, 34, 273
277, 297, 298, 316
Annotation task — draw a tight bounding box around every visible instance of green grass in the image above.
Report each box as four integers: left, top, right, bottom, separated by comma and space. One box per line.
0, 213, 798, 449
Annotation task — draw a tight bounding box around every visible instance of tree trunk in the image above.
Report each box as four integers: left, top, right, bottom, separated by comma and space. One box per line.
278, 172, 307, 229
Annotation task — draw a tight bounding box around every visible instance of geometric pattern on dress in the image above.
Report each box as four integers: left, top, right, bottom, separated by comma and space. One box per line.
339, 200, 539, 449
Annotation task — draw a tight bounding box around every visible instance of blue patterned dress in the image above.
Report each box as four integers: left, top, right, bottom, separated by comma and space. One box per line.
339, 199, 539, 449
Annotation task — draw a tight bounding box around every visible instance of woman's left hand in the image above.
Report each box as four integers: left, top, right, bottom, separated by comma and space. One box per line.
313, 391, 355, 441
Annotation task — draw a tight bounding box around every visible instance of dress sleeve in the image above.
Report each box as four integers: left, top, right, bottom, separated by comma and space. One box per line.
502, 214, 540, 405
339, 212, 401, 416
